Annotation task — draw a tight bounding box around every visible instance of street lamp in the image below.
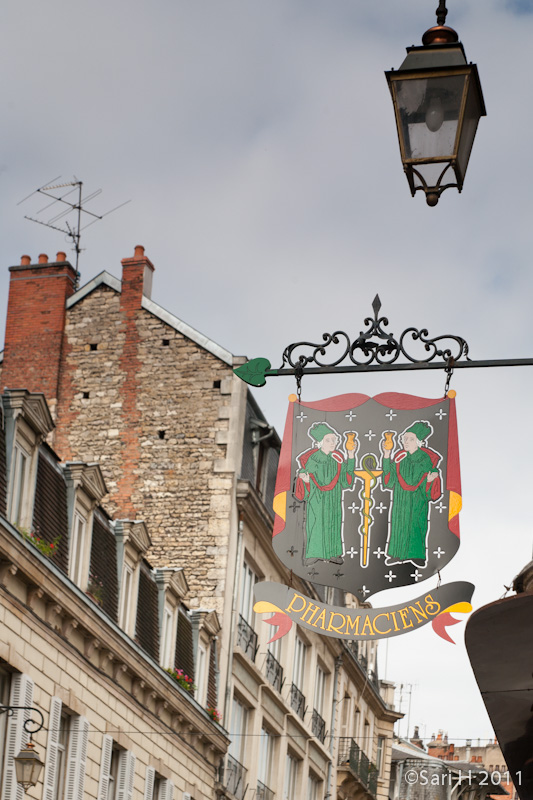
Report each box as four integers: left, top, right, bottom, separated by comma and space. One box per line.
0, 706, 45, 792
385, 0, 486, 206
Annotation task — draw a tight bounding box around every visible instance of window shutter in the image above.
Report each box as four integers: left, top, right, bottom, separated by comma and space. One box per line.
116, 750, 136, 800
97, 735, 114, 800
158, 780, 174, 800
65, 716, 89, 800
42, 697, 62, 800
1, 674, 34, 800
144, 767, 155, 800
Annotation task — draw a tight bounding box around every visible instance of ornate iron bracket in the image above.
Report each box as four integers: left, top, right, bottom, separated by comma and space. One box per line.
0, 706, 45, 739
233, 295, 533, 387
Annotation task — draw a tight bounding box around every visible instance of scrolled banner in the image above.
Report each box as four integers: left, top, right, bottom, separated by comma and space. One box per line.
254, 580, 474, 641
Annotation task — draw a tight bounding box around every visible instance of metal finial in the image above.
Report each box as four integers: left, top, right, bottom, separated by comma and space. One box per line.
436, 0, 448, 27
372, 295, 382, 318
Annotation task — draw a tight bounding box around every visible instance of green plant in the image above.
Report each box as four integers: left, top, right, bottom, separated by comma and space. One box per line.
206, 706, 221, 723
86, 574, 104, 606
165, 667, 197, 693
19, 527, 60, 558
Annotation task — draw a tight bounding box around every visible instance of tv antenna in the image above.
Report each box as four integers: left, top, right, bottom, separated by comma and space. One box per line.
18, 176, 130, 286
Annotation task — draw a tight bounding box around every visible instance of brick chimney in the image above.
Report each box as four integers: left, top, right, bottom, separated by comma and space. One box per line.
2, 253, 76, 414
120, 244, 154, 309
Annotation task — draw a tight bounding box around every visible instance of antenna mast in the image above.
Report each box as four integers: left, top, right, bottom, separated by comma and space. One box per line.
19, 176, 130, 287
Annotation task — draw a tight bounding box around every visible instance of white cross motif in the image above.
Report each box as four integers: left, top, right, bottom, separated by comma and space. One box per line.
373, 547, 386, 559
345, 410, 357, 421
435, 408, 447, 420
346, 547, 358, 559
435, 501, 447, 514
385, 409, 397, 421
433, 547, 446, 559
385, 570, 396, 583
410, 569, 422, 582
347, 502, 359, 514
375, 503, 387, 514
359, 585, 370, 597
296, 412, 308, 422
365, 430, 377, 441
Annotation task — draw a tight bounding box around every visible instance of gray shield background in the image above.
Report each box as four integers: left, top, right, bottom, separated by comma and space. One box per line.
272, 395, 459, 601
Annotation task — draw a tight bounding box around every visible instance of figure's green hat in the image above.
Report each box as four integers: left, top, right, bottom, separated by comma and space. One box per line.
405, 421, 431, 441
309, 422, 336, 443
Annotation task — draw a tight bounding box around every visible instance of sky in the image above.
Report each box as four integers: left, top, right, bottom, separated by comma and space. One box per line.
2, 0, 533, 748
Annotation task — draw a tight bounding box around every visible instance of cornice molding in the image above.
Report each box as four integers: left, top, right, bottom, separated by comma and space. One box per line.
2, 389, 54, 438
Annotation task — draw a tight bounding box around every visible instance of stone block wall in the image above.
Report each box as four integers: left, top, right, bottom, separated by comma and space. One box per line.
52, 284, 236, 612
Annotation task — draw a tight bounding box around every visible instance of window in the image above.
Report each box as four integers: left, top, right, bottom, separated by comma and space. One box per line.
239, 562, 257, 626
307, 774, 322, 800
98, 737, 136, 800
195, 644, 207, 706
119, 564, 134, 631
42, 699, 89, 800
144, 768, 174, 800
314, 666, 326, 717
228, 697, 248, 764
9, 443, 30, 527
283, 753, 298, 799
0, 667, 10, 783
69, 511, 88, 585
257, 728, 274, 793
1, 673, 34, 800
160, 605, 177, 670
293, 637, 306, 690
376, 736, 386, 776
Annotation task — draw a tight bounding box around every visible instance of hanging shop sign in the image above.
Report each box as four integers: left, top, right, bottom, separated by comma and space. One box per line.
251, 391, 473, 643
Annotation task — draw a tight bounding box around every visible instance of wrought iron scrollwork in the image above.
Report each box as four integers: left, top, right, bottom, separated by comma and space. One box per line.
0, 706, 45, 738
280, 295, 469, 370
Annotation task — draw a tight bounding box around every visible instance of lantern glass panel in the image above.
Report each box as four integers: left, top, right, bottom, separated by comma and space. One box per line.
456, 75, 483, 182
395, 75, 466, 160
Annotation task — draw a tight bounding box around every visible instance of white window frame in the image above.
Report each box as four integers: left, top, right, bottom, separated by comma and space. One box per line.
1, 673, 34, 800
376, 735, 386, 776
119, 563, 134, 633
195, 643, 207, 707
307, 774, 321, 800
239, 562, 257, 626
69, 508, 90, 587
160, 604, 177, 670
228, 696, 248, 764
8, 441, 32, 529
98, 738, 136, 800
43, 697, 89, 800
0, 667, 11, 787
293, 636, 307, 691
257, 727, 274, 790
314, 665, 326, 717
283, 753, 298, 800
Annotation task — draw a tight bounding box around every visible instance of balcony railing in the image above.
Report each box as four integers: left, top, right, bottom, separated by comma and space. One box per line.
290, 682, 306, 719
236, 614, 258, 662
311, 708, 327, 744
256, 780, 274, 800
265, 650, 283, 692
338, 738, 378, 797
224, 754, 248, 800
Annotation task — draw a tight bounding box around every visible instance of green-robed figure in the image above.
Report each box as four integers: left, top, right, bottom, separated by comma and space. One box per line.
381, 421, 442, 566
295, 423, 357, 566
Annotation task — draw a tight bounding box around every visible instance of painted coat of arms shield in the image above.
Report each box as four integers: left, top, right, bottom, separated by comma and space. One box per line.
272, 392, 461, 602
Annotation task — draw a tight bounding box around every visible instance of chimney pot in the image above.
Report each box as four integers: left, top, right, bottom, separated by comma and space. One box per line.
134, 244, 145, 259
56, 251, 67, 262
38, 253, 49, 264
21, 255, 31, 266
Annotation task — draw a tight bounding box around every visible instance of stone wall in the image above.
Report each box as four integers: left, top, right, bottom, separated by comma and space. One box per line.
53, 284, 235, 612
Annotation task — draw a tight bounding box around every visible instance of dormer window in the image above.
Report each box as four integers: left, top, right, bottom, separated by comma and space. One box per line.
62, 462, 107, 591
2, 390, 54, 530
155, 568, 188, 670
115, 520, 151, 637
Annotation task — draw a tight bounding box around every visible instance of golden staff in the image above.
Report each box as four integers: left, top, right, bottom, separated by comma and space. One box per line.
354, 454, 383, 567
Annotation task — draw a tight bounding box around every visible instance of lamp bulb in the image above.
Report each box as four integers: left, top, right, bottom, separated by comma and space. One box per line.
425, 97, 444, 132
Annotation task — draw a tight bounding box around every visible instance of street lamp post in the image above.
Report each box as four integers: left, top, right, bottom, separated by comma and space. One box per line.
0, 706, 45, 792
385, 0, 486, 206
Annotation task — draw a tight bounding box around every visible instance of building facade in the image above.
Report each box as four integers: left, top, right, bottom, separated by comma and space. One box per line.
0, 247, 401, 800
